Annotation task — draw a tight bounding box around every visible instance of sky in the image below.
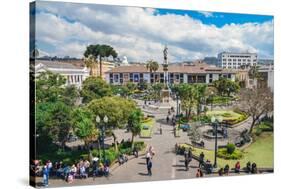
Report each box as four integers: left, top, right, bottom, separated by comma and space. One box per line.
31, 1, 274, 62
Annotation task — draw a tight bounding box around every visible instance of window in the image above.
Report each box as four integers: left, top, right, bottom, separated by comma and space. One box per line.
130, 73, 133, 82
114, 74, 119, 82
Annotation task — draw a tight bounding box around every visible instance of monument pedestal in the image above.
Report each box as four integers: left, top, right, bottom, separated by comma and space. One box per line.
161, 89, 170, 103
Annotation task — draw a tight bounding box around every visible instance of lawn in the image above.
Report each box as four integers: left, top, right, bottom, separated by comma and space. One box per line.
209, 96, 233, 105
206, 110, 242, 121
140, 118, 154, 138
206, 110, 248, 125
180, 132, 273, 168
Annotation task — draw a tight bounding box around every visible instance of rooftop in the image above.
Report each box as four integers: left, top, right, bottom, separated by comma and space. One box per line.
106, 62, 236, 74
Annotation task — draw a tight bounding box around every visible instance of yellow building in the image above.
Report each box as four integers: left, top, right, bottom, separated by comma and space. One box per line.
91, 61, 116, 80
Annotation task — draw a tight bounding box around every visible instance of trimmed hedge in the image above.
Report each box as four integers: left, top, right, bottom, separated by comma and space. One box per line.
217, 148, 243, 160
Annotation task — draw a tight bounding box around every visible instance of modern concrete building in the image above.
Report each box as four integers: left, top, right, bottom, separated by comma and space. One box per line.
218, 52, 258, 69
105, 62, 236, 85
35, 60, 90, 88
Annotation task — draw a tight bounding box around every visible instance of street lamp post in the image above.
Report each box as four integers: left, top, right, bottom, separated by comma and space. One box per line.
176, 92, 179, 116
96, 116, 101, 161
211, 115, 223, 168
103, 115, 108, 163
96, 115, 108, 163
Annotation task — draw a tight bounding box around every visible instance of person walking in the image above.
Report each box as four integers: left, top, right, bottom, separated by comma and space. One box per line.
166, 116, 169, 123
146, 152, 151, 165
147, 159, 152, 176
160, 125, 162, 135
42, 165, 49, 187
199, 152, 205, 168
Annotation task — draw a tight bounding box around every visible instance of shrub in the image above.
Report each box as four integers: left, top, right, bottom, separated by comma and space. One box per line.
222, 112, 232, 117
134, 141, 146, 151
226, 143, 236, 154
105, 148, 118, 164
217, 148, 243, 160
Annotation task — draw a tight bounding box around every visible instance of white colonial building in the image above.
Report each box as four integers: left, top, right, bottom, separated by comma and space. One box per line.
105, 62, 236, 85
35, 60, 90, 88
218, 52, 258, 69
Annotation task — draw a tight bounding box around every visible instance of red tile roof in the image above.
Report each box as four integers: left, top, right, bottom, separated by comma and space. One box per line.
106, 63, 236, 74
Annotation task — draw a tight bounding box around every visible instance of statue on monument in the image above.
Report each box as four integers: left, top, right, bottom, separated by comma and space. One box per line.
163, 45, 168, 62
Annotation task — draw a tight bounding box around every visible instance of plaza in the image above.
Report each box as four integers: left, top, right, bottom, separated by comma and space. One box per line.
30, 2, 274, 188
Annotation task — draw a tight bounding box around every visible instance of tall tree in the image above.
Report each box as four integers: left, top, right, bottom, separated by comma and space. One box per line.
127, 109, 143, 150
81, 77, 112, 103
72, 107, 99, 159
87, 96, 137, 152
47, 102, 72, 151
84, 44, 118, 77
83, 55, 98, 76
62, 85, 80, 106
126, 82, 137, 96
146, 60, 159, 73
177, 84, 197, 121
194, 84, 207, 116
213, 77, 240, 96
238, 88, 273, 133
36, 71, 66, 103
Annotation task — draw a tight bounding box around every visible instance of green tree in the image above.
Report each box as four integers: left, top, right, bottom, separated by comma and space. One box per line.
213, 77, 240, 96
177, 84, 197, 121
146, 59, 159, 73
87, 96, 137, 128
194, 84, 207, 116
111, 85, 130, 98
36, 71, 66, 103
138, 81, 148, 91
84, 44, 118, 77
87, 97, 138, 151
81, 77, 112, 103
83, 55, 98, 76
72, 107, 99, 159
151, 83, 164, 101
62, 85, 80, 106
126, 82, 137, 95
127, 109, 143, 150
40, 102, 72, 151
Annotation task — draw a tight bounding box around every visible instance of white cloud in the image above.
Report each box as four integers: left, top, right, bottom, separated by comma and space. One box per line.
198, 11, 214, 18
35, 2, 274, 62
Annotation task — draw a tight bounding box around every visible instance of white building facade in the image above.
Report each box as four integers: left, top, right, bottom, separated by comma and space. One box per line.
105, 63, 236, 85
218, 52, 258, 69
35, 60, 90, 89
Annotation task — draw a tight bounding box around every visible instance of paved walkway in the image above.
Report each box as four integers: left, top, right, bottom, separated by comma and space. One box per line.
37, 113, 202, 187
36, 100, 256, 187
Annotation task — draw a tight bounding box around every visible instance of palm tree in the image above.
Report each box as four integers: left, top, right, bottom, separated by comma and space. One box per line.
146, 60, 159, 73
248, 65, 261, 88
84, 44, 118, 77
127, 109, 143, 150
83, 55, 98, 76
194, 84, 207, 116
